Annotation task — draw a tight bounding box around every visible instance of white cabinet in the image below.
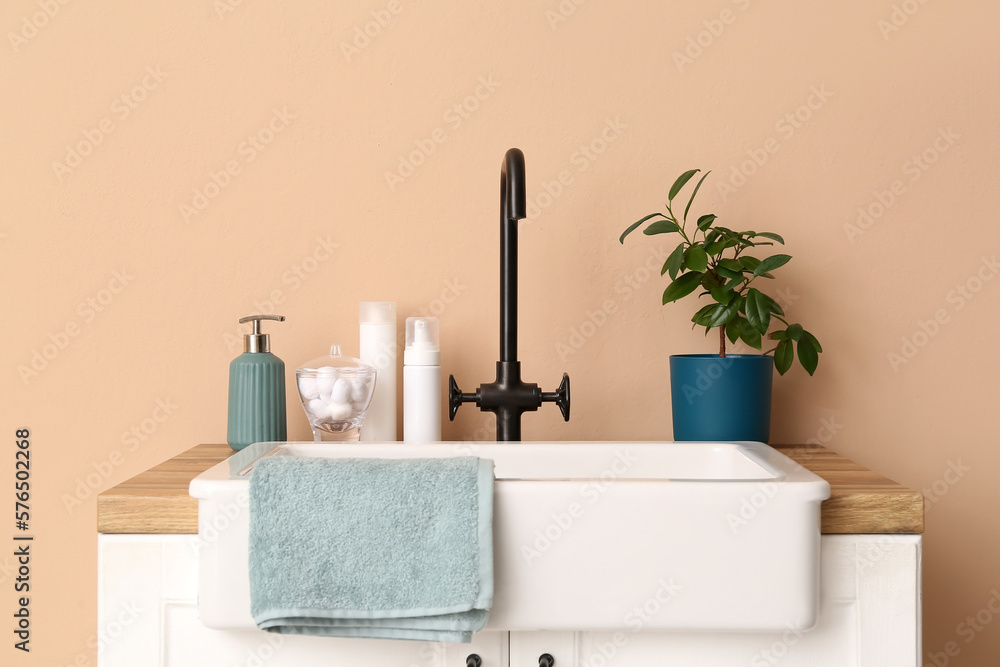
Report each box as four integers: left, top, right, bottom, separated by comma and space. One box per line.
98, 534, 920, 667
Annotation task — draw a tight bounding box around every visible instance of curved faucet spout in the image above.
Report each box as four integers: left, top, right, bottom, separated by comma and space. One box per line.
501, 148, 526, 221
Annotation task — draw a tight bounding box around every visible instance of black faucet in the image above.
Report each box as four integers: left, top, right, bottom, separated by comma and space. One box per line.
448, 148, 570, 441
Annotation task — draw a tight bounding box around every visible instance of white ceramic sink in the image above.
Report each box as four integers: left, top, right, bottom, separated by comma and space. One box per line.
189, 441, 829, 632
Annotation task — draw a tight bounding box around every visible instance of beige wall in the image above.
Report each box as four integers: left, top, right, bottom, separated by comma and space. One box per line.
3, 1, 998, 664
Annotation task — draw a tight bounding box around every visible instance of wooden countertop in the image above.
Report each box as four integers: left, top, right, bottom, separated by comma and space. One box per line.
96, 443, 924, 535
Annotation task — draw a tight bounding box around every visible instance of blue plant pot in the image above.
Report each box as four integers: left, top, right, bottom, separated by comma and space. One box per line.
669, 354, 774, 443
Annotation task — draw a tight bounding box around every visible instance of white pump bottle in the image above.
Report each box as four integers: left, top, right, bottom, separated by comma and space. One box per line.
403, 317, 441, 442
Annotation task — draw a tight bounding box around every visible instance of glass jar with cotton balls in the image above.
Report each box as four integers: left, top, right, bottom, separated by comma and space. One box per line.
295, 345, 377, 441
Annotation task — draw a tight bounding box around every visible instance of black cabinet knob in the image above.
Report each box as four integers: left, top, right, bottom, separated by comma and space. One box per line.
466, 654, 482, 667
538, 654, 555, 667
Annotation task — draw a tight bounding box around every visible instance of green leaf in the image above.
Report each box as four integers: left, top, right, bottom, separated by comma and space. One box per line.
684, 246, 709, 272
715, 263, 744, 280
739, 318, 763, 350
697, 214, 717, 231
620, 213, 665, 244
669, 169, 700, 201
661, 242, 686, 279
797, 330, 822, 371
800, 330, 822, 353
684, 171, 711, 222
710, 286, 735, 305
726, 319, 741, 344
785, 323, 803, 341
691, 303, 717, 326
753, 231, 785, 244
744, 287, 771, 335
700, 272, 721, 290
752, 254, 792, 277
739, 256, 761, 272
718, 258, 743, 272
797, 338, 819, 376
698, 300, 740, 328
662, 271, 703, 304
774, 340, 794, 375
705, 239, 726, 255
724, 275, 745, 291
768, 330, 787, 340
643, 219, 681, 236
761, 292, 785, 316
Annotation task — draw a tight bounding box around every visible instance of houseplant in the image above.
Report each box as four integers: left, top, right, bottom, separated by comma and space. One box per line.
620, 169, 822, 442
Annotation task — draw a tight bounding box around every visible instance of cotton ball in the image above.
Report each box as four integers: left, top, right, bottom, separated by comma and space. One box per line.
329, 378, 351, 404
327, 402, 353, 421
306, 398, 327, 420
316, 367, 336, 394
298, 376, 320, 400
350, 377, 368, 402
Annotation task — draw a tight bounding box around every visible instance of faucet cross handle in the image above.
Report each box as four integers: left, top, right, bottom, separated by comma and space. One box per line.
448, 375, 479, 421
541, 373, 571, 421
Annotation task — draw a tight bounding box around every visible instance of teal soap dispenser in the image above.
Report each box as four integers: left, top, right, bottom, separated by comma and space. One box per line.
227, 314, 287, 451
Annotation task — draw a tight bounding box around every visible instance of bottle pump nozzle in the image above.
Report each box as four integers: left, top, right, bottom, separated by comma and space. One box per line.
240, 314, 285, 353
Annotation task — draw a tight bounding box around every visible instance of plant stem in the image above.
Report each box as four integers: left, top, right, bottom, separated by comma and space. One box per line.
719, 325, 726, 358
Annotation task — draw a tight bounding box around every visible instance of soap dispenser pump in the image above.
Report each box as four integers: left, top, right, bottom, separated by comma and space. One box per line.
227, 314, 287, 451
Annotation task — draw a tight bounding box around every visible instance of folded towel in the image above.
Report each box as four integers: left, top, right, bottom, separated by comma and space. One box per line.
248, 456, 494, 642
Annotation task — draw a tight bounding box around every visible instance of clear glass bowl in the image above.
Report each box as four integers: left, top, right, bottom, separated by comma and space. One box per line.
295, 345, 377, 441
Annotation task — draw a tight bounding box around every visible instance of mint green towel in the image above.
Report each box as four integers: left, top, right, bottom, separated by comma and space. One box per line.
248, 456, 494, 643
